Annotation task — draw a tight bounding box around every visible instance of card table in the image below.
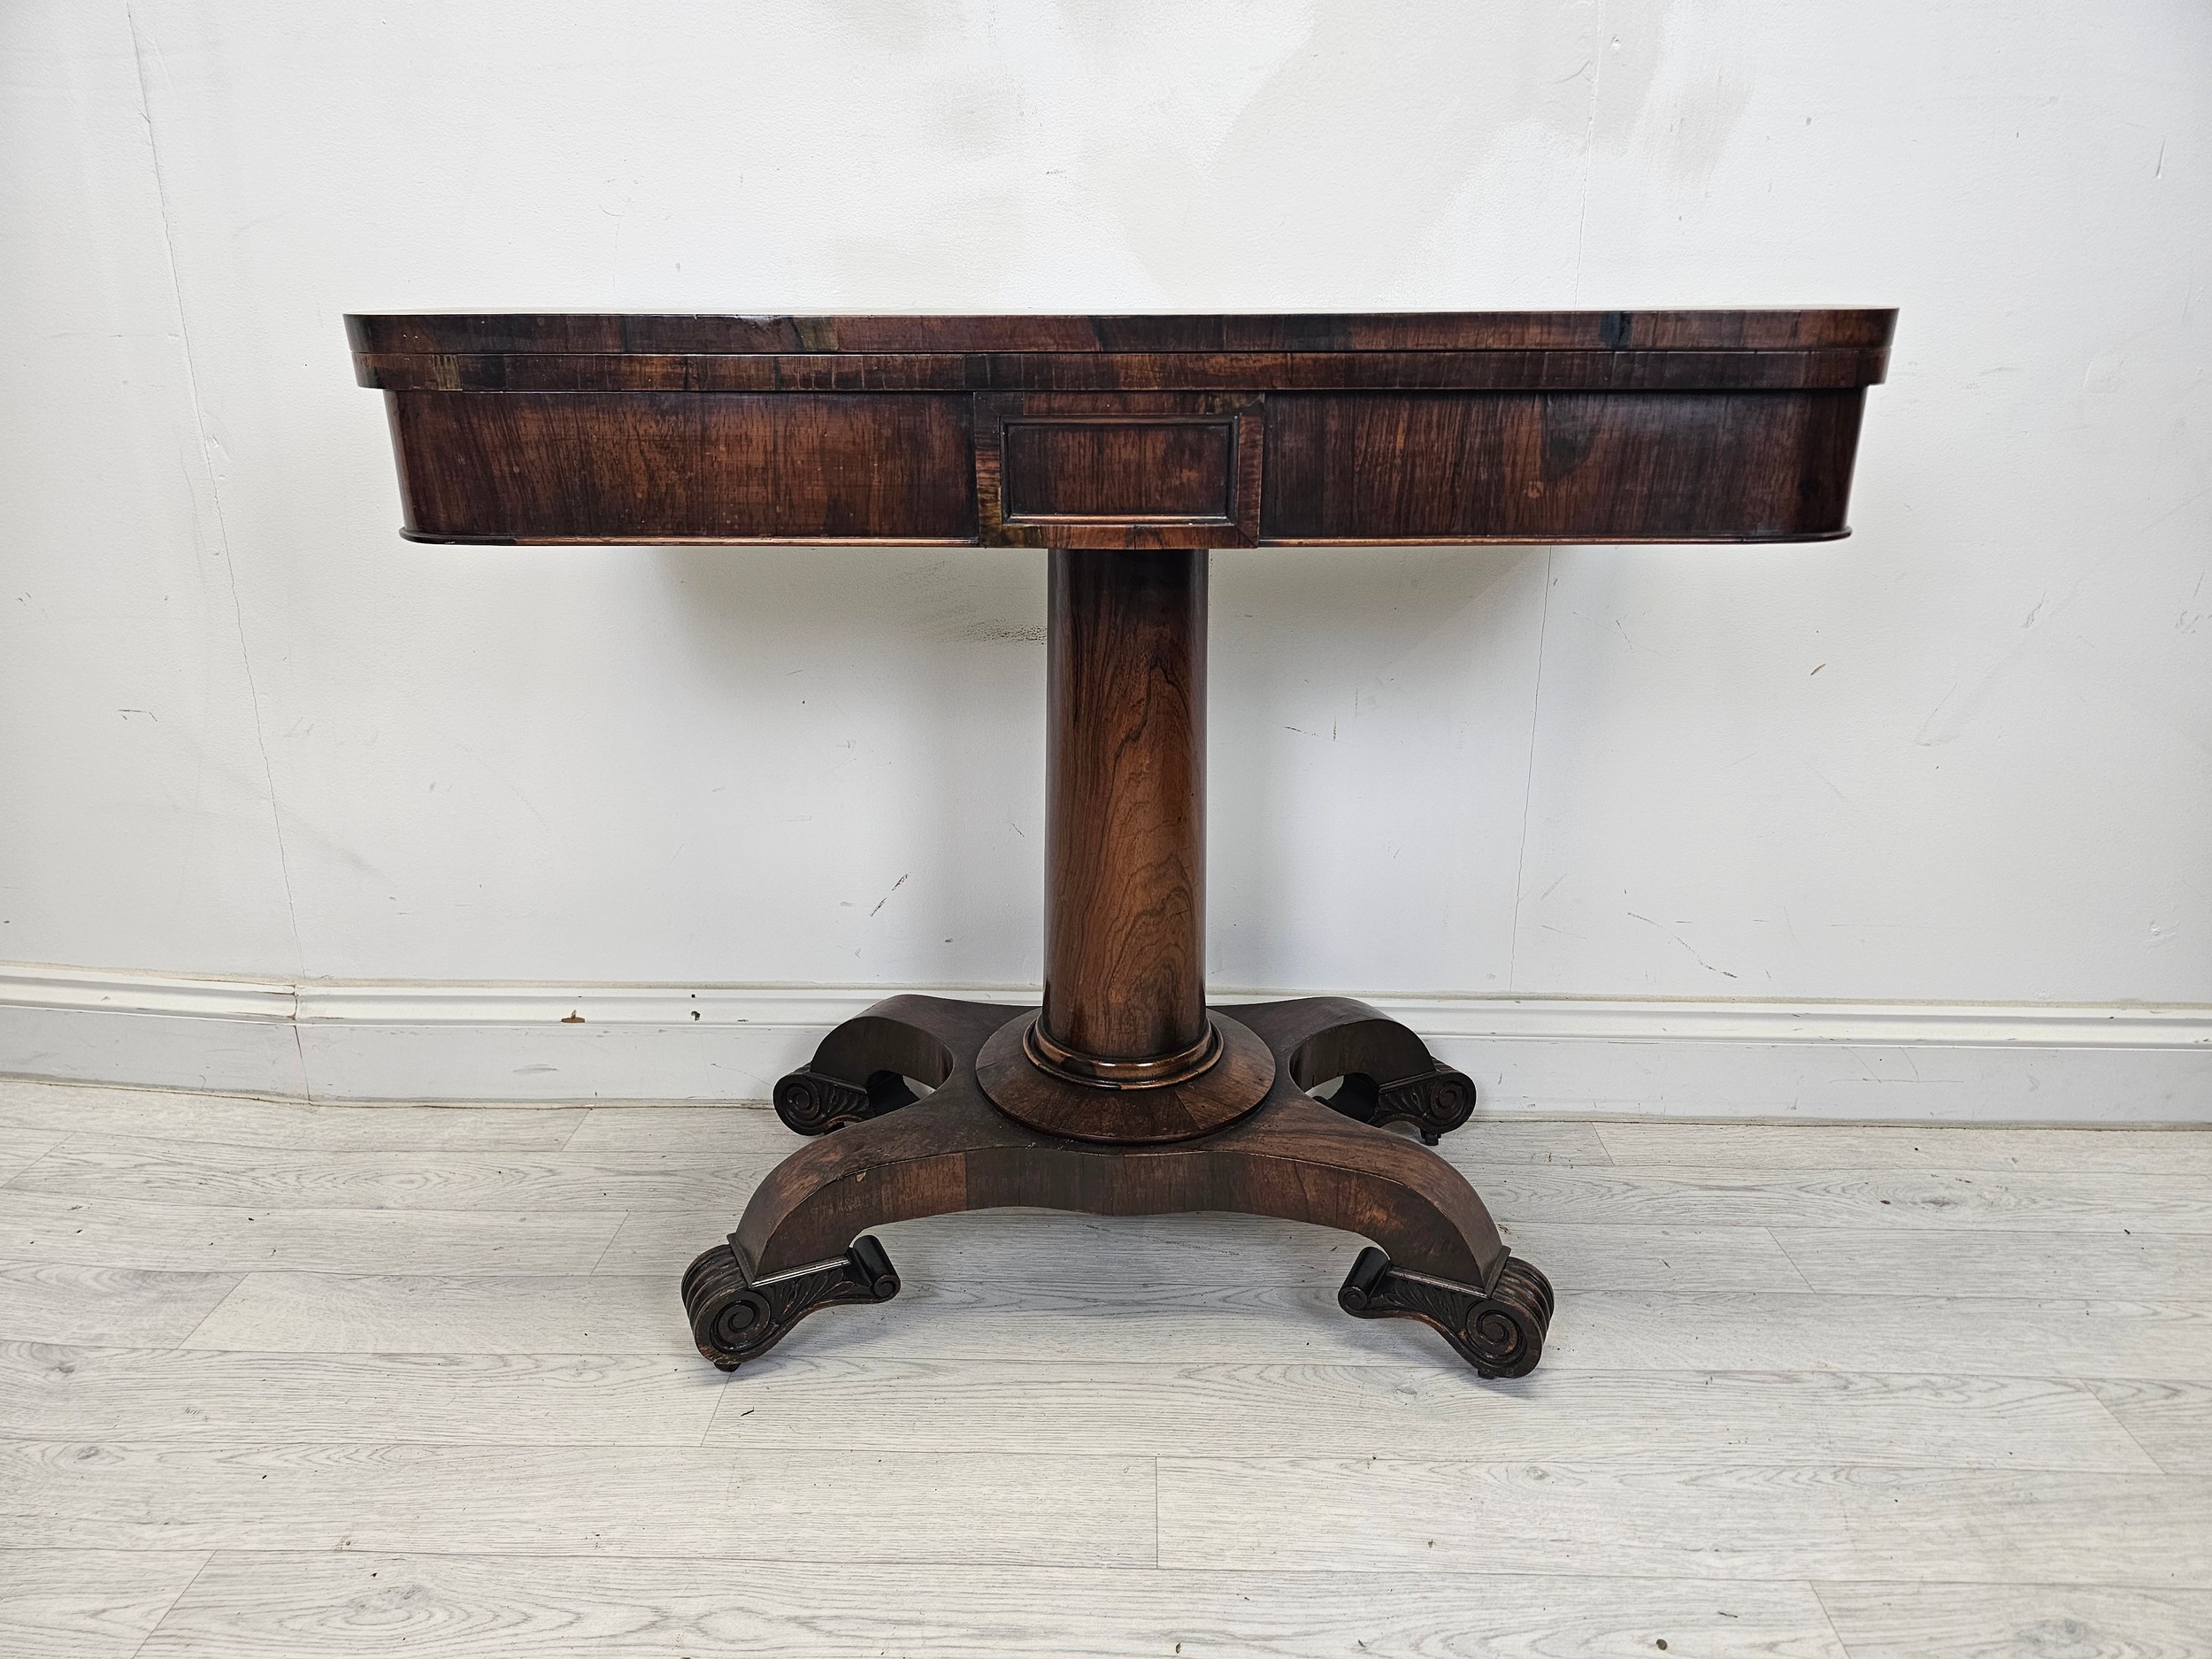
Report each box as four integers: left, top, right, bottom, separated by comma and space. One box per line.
350, 308, 1892, 1377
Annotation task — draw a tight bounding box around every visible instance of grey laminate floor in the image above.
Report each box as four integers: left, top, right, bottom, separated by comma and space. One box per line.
1, 1075, 2208, 1657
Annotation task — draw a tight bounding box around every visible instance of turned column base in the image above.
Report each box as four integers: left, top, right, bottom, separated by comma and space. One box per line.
687, 994, 1546, 1379
977, 1010, 1277, 1144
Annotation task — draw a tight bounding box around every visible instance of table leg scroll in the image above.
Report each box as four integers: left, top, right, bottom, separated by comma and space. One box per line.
1233, 995, 1479, 1142
772, 995, 1021, 1134
683, 1234, 901, 1371
1339, 1246, 1555, 1379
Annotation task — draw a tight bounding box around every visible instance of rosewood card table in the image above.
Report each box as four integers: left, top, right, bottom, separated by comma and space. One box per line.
349, 308, 1891, 1379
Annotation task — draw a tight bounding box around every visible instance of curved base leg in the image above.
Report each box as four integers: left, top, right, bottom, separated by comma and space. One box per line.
688, 1033, 1553, 1379
1232, 995, 1478, 1142
772, 995, 1024, 1135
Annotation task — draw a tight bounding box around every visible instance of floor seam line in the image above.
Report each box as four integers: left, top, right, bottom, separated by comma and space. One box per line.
167, 1275, 253, 1351
1807, 1580, 1859, 1658
124, 1546, 218, 1659
584, 1213, 629, 1278
1764, 1226, 1821, 1293
2070, 1375, 2181, 1475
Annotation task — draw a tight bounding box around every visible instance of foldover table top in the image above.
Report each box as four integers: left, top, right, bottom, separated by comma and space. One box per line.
348, 308, 1893, 549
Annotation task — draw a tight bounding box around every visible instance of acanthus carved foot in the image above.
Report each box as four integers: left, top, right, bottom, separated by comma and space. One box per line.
1324, 1066, 1478, 1144
1338, 1246, 1553, 1379
772, 1067, 917, 1135
772, 998, 1022, 1135
1231, 1000, 1478, 1143
681, 1234, 900, 1371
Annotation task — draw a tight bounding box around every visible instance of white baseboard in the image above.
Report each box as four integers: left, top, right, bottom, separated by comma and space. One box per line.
1, 961, 2206, 1122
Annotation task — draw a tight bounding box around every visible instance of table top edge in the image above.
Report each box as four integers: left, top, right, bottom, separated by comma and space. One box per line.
345, 308, 1899, 357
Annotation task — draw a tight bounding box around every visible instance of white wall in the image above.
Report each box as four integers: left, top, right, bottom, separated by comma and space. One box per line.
3, 2, 2208, 1110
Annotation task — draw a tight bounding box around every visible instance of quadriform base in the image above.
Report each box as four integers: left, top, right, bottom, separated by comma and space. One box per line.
685, 994, 1551, 1379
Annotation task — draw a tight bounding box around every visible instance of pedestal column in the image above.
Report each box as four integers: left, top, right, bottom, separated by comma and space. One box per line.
1033, 546, 1213, 1084
974, 546, 1274, 1142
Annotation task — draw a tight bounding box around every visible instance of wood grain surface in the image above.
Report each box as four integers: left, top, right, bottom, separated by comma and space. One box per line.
346, 307, 1898, 355
2, 1078, 2207, 1655
142, 1556, 1859, 1658
1814, 1583, 2212, 1659
350, 308, 1890, 547
1040, 549, 1208, 1069
387, 391, 978, 543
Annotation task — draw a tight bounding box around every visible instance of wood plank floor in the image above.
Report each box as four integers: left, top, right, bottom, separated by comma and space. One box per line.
0, 1076, 2208, 1657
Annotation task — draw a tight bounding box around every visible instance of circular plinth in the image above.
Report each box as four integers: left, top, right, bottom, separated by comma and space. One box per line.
1024, 1017, 1221, 1088
977, 1010, 1276, 1144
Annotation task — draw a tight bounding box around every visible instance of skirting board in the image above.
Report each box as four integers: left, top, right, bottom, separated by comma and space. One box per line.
2, 962, 2206, 1122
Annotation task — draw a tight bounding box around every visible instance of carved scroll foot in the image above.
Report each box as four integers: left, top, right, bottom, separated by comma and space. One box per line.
1338, 1247, 1554, 1379
681, 1235, 900, 1371
772, 995, 1022, 1134
772, 1067, 913, 1135
1229, 996, 1479, 1141
1325, 1066, 1478, 1144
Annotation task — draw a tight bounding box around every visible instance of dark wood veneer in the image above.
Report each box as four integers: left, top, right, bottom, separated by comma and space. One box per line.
357, 309, 1887, 547
349, 309, 1891, 1380
1263, 390, 1868, 543
349, 307, 1894, 356
976, 395, 1264, 549
1041, 546, 1209, 1079
387, 391, 976, 544
1003, 417, 1233, 521
354, 348, 1890, 395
